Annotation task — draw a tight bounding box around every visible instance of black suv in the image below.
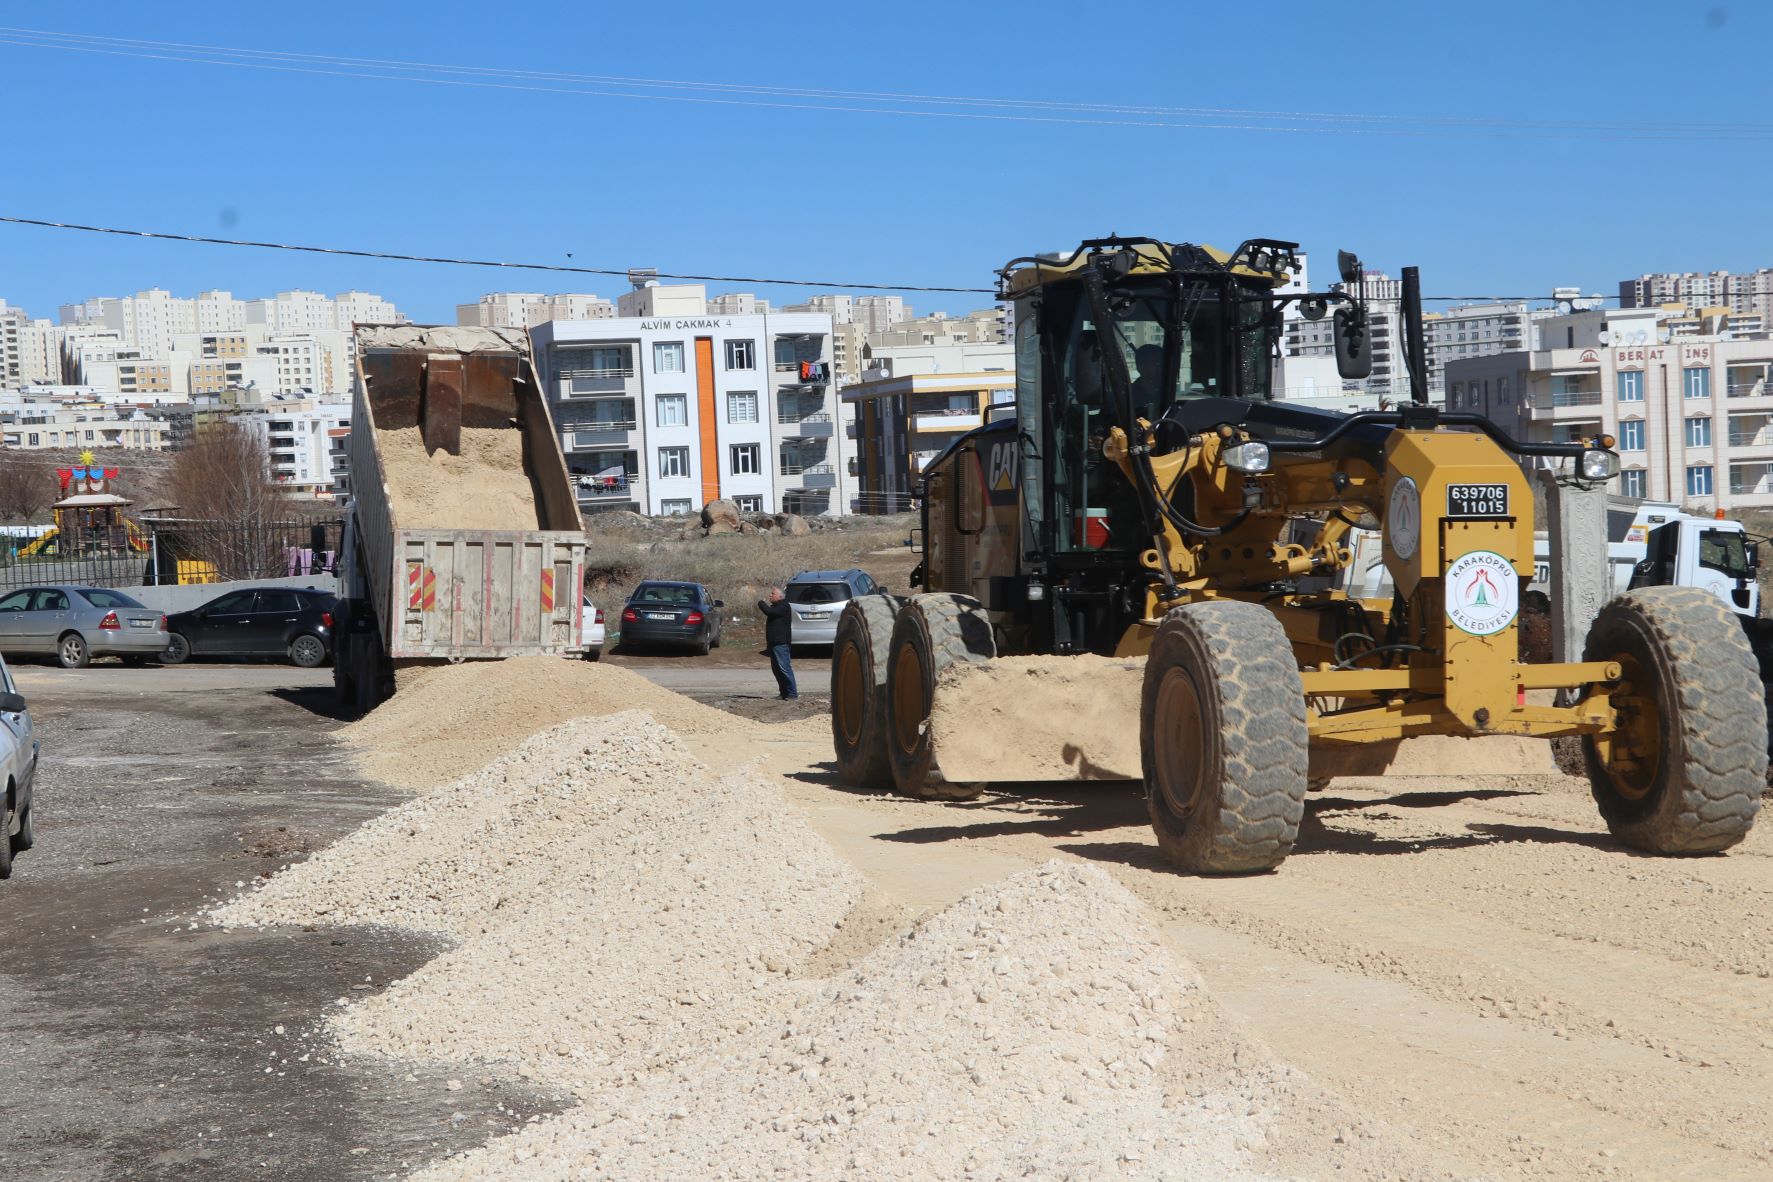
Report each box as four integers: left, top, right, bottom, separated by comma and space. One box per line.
161, 587, 337, 667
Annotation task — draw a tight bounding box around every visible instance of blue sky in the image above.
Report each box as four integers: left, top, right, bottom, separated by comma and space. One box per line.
1, 1, 1769, 322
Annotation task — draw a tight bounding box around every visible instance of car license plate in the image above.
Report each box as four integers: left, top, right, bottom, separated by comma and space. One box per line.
802, 611, 831, 621
646, 612, 674, 621
1447, 483, 1510, 519
129, 618, 152, 628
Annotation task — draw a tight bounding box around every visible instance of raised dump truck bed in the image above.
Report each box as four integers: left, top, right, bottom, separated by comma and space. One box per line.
336, 325, 586, 711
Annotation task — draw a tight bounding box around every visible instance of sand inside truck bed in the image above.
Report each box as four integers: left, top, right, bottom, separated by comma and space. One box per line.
374, 425, 543, 531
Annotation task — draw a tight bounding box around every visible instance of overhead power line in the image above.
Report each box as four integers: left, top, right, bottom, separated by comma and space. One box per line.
0, 215, 1603, 303
3, 27, 1773, 142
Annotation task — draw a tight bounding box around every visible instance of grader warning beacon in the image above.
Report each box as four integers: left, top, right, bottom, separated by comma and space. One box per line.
830, 237, 1766, 873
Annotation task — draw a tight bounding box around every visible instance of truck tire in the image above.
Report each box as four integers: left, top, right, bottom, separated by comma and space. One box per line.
885, 593, 994, 800
831, 594, 898, 791
1141, 600, 1309, 874
1581, 587, 1765, 854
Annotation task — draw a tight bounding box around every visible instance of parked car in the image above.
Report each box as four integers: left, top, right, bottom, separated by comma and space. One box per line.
0, 650, 37, 880
784, 569, 878, 647
581, 596, 606, 661
618, 581, 723, 654
0, 585, 169, 669
161, 587, 337, 668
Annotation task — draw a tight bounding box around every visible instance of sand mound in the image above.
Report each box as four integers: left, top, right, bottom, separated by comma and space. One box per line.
930, 655, 1145, 783
219, 712, 863, 1088
376, 425, 540, 531
343, 656, 748, 789
417, 862, 1448, 1182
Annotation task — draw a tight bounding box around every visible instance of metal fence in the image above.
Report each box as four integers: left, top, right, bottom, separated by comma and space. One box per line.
0, 518, 344, 592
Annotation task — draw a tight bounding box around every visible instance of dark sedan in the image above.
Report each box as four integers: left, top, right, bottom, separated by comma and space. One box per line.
161, 586, 336, 667
618, 581, 723, 654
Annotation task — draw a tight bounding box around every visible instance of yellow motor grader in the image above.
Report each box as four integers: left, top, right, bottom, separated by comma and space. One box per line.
831, 236, 1766, 873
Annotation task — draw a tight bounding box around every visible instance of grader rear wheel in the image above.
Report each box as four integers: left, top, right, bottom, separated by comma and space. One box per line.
1582, 587, 1765, 854
830, 594, 899, 791
1141, 601, 1309, 874
884, 594, 995, 800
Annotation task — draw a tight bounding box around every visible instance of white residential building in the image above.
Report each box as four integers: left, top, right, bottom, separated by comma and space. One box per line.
0, 396, 173, 451
707, 293, 772, 316
1621, 268, 1773, 321
456, 292, 616, 328
1447, 306, 1773, 511
235, 399, 353, 496
530, 285, 841, 516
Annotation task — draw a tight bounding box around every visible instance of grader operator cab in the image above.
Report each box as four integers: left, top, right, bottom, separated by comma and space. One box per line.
832, 236, 1766, 873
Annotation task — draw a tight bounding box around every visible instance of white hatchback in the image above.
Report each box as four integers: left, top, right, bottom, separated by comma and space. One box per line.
581, 597, 607, 661
0, 652, 39, 880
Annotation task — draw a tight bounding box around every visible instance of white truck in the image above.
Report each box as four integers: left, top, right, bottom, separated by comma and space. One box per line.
333, 326, 588, 714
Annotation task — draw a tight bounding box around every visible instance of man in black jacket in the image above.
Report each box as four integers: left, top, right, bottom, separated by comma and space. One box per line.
758, 587, 797, 700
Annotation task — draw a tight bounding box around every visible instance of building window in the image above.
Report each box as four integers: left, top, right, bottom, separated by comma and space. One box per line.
1449, 382, 1462, 408
660, 498, 692, 515
733, 494, 762, 512
560, 345, 632, 388
26, 433, 37, 446
1685, 416, 1711, 448
730, 443, 761, 475
727, 391, 759, 423
1620, 419, 1644, 451
1686, 464, 1714, 497
659, 447, 691, 479
1684, 367, 1712, 399
1617, 371, 1644, 402
653, 342, 685, 373
725, 339, 756, 370
656, 394, 687, 427
1621, 469, 1646, 497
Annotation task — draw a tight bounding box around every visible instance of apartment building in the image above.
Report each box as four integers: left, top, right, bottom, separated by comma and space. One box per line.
456, 292, 616, 328
708, 293, 772, 316
530, 285, 841, 516
0, 401, 172, 451
1447, 307, 1773, 510
841, 369, 1015, 514
235, 399, 352, 497
1621, 268, 1773, 321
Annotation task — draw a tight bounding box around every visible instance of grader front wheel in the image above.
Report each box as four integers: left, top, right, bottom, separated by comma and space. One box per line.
1582, 587, 1765, 854
884, 594, 995, 800
1141, 601, 1310, 874
830, 594, 899, 791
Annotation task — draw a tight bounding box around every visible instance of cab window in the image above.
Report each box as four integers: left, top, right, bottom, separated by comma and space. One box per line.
1698, 529, 1753, 579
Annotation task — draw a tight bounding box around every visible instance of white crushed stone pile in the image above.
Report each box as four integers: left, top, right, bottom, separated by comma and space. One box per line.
415, 862, 1304, 1182
217, 712, 862, 1089
343, 656, 748, 790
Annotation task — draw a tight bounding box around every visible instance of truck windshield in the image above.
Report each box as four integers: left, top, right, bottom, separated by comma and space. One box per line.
1699, 529, 1754, 579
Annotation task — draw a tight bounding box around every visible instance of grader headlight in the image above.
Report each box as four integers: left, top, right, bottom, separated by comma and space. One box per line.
1223, 440, 1272, 473
1579, 448, 1621, 482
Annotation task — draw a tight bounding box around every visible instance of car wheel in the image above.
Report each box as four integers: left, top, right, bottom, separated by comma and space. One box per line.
696, 634, 712, 657
582, 648, 601, 662
12, 797, 31, 854
0, 794, 13, 879
56, 632, 90, 669
289, 633, 328, 668
160, 633, 191, 665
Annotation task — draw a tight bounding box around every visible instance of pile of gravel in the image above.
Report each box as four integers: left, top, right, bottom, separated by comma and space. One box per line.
344, 657, 749, 790
218, 712, 863, 1089
413, 862, 1334, 1181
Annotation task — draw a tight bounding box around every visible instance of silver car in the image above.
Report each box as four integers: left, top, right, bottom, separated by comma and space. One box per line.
0, 585, 169, 668
785, 569, 878, 647
0, 651, 37, 879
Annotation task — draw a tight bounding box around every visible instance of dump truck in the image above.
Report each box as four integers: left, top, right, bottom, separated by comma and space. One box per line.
830, 236, 1767, 872
333, 325, 587, 714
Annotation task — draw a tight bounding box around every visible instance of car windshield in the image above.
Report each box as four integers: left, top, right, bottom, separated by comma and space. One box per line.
79, 589, 145, 609
787, 582, 850, 605
634, 584, 696, 606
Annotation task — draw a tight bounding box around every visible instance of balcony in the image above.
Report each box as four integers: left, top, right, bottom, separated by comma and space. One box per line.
912, 410, 984, 432
775, 360, 831, 385
565, 423, 637, 450
787, 463, 837, 489
575, 474, 636, 501
1727, 382, 1772, 400
778, 411, 834, 437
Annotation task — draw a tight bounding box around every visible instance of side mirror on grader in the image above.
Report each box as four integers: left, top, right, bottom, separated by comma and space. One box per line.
828, 234, 1766, 877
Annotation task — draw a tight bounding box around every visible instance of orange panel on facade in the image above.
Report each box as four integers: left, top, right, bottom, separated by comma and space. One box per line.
695, 337, 720, 505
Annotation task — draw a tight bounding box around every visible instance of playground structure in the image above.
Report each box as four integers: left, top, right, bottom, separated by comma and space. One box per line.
13, 458, 151, 561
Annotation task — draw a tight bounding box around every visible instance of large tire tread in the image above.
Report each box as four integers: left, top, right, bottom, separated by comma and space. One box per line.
1583, 586, 1765, 854
1141, 600, 1309, 874
831, 593, 898, 791
886, 593, 994, 801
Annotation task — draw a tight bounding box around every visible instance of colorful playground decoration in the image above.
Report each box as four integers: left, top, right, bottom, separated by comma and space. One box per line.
18, 453, 151, 558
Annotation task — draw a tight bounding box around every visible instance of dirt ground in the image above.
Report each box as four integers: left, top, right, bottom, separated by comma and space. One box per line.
0, 665, 564, 1181
8, 654, 1773, 1180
